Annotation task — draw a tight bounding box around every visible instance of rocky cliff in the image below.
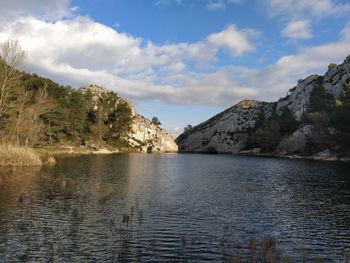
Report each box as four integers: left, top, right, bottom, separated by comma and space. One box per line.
176, 100, 274, 153
80, 84, 178, 153
177, 55, 350, 157
128, 115, 178, 153
276, 55, 350, 121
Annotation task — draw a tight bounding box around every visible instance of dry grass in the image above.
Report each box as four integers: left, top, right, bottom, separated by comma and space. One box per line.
0, 144, 42, 167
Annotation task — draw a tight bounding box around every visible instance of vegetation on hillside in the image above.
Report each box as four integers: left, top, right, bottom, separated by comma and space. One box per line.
248, 77, 350, 155
331, 79, 350, 153
249, 107, 300, 152
0, 39, 134, 161
184, 124, 193, 132
151, 116, 161, 126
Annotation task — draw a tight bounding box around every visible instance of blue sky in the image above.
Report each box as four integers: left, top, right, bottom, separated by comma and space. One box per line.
0, 0, 350, 136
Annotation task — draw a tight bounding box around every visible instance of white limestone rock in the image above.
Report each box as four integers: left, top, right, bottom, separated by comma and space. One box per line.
276, 55, 350, 121
128, 115, 178, 153
79, 84, 137, 116
79, 84, 177, 153
276, 75, 321, 121
176, 100, 274, 153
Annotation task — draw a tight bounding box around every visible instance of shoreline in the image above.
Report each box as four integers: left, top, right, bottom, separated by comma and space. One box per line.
51, 146, 348, 164
2, 144, 349, 167
177, 151, 350, 163
0, 144, 178, 168
239, 152, 350, 163
35, 146, 178, 158
35, 146, 137, 157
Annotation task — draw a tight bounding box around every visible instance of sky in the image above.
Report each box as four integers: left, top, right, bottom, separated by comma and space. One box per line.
0, 0, 349, 137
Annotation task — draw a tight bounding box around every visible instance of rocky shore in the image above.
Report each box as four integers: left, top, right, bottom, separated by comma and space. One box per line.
239, 148, 350, 163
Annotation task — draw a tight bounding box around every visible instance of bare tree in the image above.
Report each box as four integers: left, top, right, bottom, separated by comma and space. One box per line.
0, 40, 26, 123
10, 89, 32, 145
90, 107, 108, 149
13, 86, 53, 146
25, 87, 53, 146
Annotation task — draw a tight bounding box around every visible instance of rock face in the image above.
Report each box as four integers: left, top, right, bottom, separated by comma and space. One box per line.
128, 115, 178, 153
176, 100, 274, 153
276, 75, 321, 121
276, 125, 313, 155
80, 84, 137, 115
177, 55, 350, 155
276, 55, 350, 121
79, 84, 178, 153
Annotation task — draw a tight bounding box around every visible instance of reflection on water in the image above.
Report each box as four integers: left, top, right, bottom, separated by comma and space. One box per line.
0, 154, 350, 262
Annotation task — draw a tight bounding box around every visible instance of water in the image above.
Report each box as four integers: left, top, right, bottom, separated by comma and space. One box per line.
0, 154, 350, 262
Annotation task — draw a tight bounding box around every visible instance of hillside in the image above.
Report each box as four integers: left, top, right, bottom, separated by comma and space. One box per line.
176, 55, 350, 160
0, 72, 177, 153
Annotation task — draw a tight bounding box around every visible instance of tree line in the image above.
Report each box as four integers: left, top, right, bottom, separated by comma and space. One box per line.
0, 40, 133, 149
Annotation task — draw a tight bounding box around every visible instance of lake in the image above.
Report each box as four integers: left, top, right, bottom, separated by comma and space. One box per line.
0, 154, 350, 262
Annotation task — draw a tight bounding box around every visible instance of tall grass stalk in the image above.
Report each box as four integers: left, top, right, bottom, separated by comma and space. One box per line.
0, 144, 42, 167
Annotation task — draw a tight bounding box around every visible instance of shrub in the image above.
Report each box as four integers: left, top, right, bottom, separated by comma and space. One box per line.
278, 107, 299, 134
0, 145, 42, 166
184, 124, 193, 132
309, 85, 334, 113
252, 120, 281, 152
328, 63, 337, 70
331, 89, 350, 151
151, 116, 161, 126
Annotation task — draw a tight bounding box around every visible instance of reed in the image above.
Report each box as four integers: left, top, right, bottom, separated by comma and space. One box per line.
0, 144, 42, 167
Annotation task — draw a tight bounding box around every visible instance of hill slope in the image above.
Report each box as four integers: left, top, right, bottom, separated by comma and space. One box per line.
0, 72, 177, 153
176, 55, 350, 159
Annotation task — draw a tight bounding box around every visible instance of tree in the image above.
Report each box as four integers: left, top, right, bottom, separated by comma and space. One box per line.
328, 63, 337, 70
184, 124, 193, 132
278, 107, 299, 134
90, 102, 107, 149
21, 87, 53, 146
252, 120, 281, 152
109, 101, 133, 141
331, 87, 350, 151
305, 112, 334, 154
67, 91, 88, 137
10, 88, 32, 145
0, 40, 26, 124
151, 116, 161, 126
309, 85, 334, 113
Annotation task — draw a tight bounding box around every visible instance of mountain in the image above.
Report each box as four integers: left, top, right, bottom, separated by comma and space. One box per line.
176, 55, 350, 159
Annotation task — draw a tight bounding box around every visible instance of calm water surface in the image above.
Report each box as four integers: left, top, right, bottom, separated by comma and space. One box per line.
0, 154, 350, 262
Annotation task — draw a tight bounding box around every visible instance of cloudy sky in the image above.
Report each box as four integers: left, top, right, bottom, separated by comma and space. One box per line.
0, 0, 349, 137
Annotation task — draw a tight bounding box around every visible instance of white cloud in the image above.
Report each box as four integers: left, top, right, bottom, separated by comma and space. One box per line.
228, 0, 243, 3
0, 2, 349, 110
154, 0, 171, 6
207, 1, 226, 10
207, 25, 258, 56
242, 21, 350, 101
206, 0, 243, 10
0, 14, 258, 106
264, 0, 350, 20
154, 0, 184, 6
281, 20, 312, 40
264, 0, 350, 42
0, 0, 72, 21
